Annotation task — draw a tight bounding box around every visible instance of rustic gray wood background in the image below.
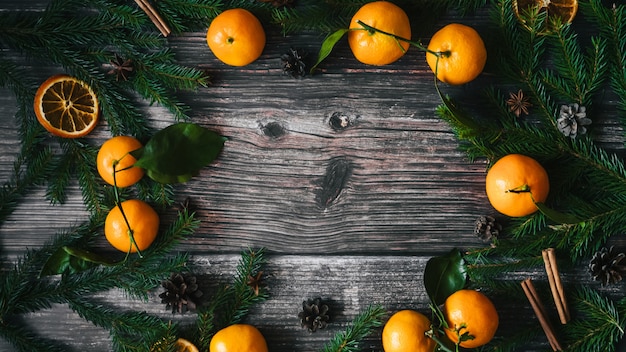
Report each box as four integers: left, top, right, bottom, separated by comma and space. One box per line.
1, 1, 624, 351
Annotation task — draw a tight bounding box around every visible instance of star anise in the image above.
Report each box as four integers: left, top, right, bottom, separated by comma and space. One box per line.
246, 271, 264, 296
506, 89, 532, 117
258, 0, 295, 8
108, 54, 134, 81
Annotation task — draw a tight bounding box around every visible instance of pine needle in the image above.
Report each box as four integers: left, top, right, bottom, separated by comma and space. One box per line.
320, 304, 386, 352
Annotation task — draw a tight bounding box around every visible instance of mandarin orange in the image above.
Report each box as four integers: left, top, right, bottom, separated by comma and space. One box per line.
347, 1, 411, 66
382, 310, 436, 352
206, 9, 265, 66
209, 324, 268, 352
104, 199, 159, 253
444, 289, 499, 348
426, 23, 487, 85
96, 136, 145, 188
485, 154, 550, 217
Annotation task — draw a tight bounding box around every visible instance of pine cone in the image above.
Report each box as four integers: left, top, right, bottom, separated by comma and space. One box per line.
281, 48, 308, 79
589, 246, 626, 286
298, 298, 330, 332
557, 103, 591, 138
159, 273, 203, 313
474, 215, 502, 242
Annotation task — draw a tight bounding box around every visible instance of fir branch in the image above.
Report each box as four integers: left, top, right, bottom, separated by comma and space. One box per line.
67, 297, 170, 352
156, 0, 222, 34
563, 286, 625, 352
0, 73, 52, 223
195, 284, 229, 351
0, 144, 53, 224
0, 0, 213, 212
271, 4, 350, 34
221, 247, 269, 326
93, 1, 147, 30
76, 146, 108, 216
114, 254, 190, 302
45, 140, 92, 205
144, 207, 199, 258
96, 81, 152, 138
567, 138, 626, 198
543, 25, 589, 103
465, 252, 544, 286
439, 0, 626, 266
581, 0, 626, 119
136, 181, 176, 210
0, 207, 197, 351
112, 209, 198, 300
482, 325, 542, 352
271, 0, 490, 34
0, 217, 104, 319
490, 1, 547, 83
541, 24, 608, 106
0, 321, 67, 352
320, 304, 386, 352
194, 248, 268, 351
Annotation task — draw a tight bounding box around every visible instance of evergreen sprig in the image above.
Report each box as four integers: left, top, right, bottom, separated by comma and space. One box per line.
193, 248, 268, 352
436, 0, 626, 350
270, 0, 491, 34
444, 0, 626, 262
0, 208, 198, 351
68, 297, 170, 352
0, 0, 211, 215
563, 287, 625, 352
320, 304, 386, 352
581, 0, 626, 120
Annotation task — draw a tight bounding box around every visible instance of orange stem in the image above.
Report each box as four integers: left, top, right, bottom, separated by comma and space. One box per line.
112, 159, 143, 258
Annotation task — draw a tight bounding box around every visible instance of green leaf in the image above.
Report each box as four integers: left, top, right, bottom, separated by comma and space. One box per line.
39, 246, 120, 277
63, 246, 119, 266
424, 248, 467, 306
310, 28, 349, 74
132, 122, 226, 184
39, 246, 117, 277
40, 247, 75, 277
535, 202, 582, 224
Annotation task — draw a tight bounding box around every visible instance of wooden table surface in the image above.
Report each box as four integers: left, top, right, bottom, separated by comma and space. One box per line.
1, 1, 625, 351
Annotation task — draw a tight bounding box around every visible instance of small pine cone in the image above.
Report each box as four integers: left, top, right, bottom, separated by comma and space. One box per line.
298, 298, 330, 332
159, 273, 203, 313
474, 215, 502, 242
589, 246, 626, 286
281, 48, 309, 79
557, 103, 591, 138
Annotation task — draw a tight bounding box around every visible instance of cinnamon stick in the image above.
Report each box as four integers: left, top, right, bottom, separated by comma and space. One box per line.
135, 0, 171, 37
521, 279, 563, 351
542, 248, 570, 323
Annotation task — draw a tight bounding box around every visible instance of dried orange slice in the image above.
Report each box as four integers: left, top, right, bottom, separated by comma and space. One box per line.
513, 0, 578, 31
175, 338, 199, 352
34, 74, 99, 138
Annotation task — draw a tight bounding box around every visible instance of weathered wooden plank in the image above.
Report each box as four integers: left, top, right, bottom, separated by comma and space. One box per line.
2, 2, 626, 351
0, 254, 583, 352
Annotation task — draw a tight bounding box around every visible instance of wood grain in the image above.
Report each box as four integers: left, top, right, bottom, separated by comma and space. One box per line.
1, 2, 626, 351
0, 254, 591, 352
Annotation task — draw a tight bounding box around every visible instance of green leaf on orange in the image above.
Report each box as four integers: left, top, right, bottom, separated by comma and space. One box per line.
39, 246, 117, 277
311, 28, 349, 74
424, 248, 467, 306
132, 122, 226, 184
535, 202, 581, 224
